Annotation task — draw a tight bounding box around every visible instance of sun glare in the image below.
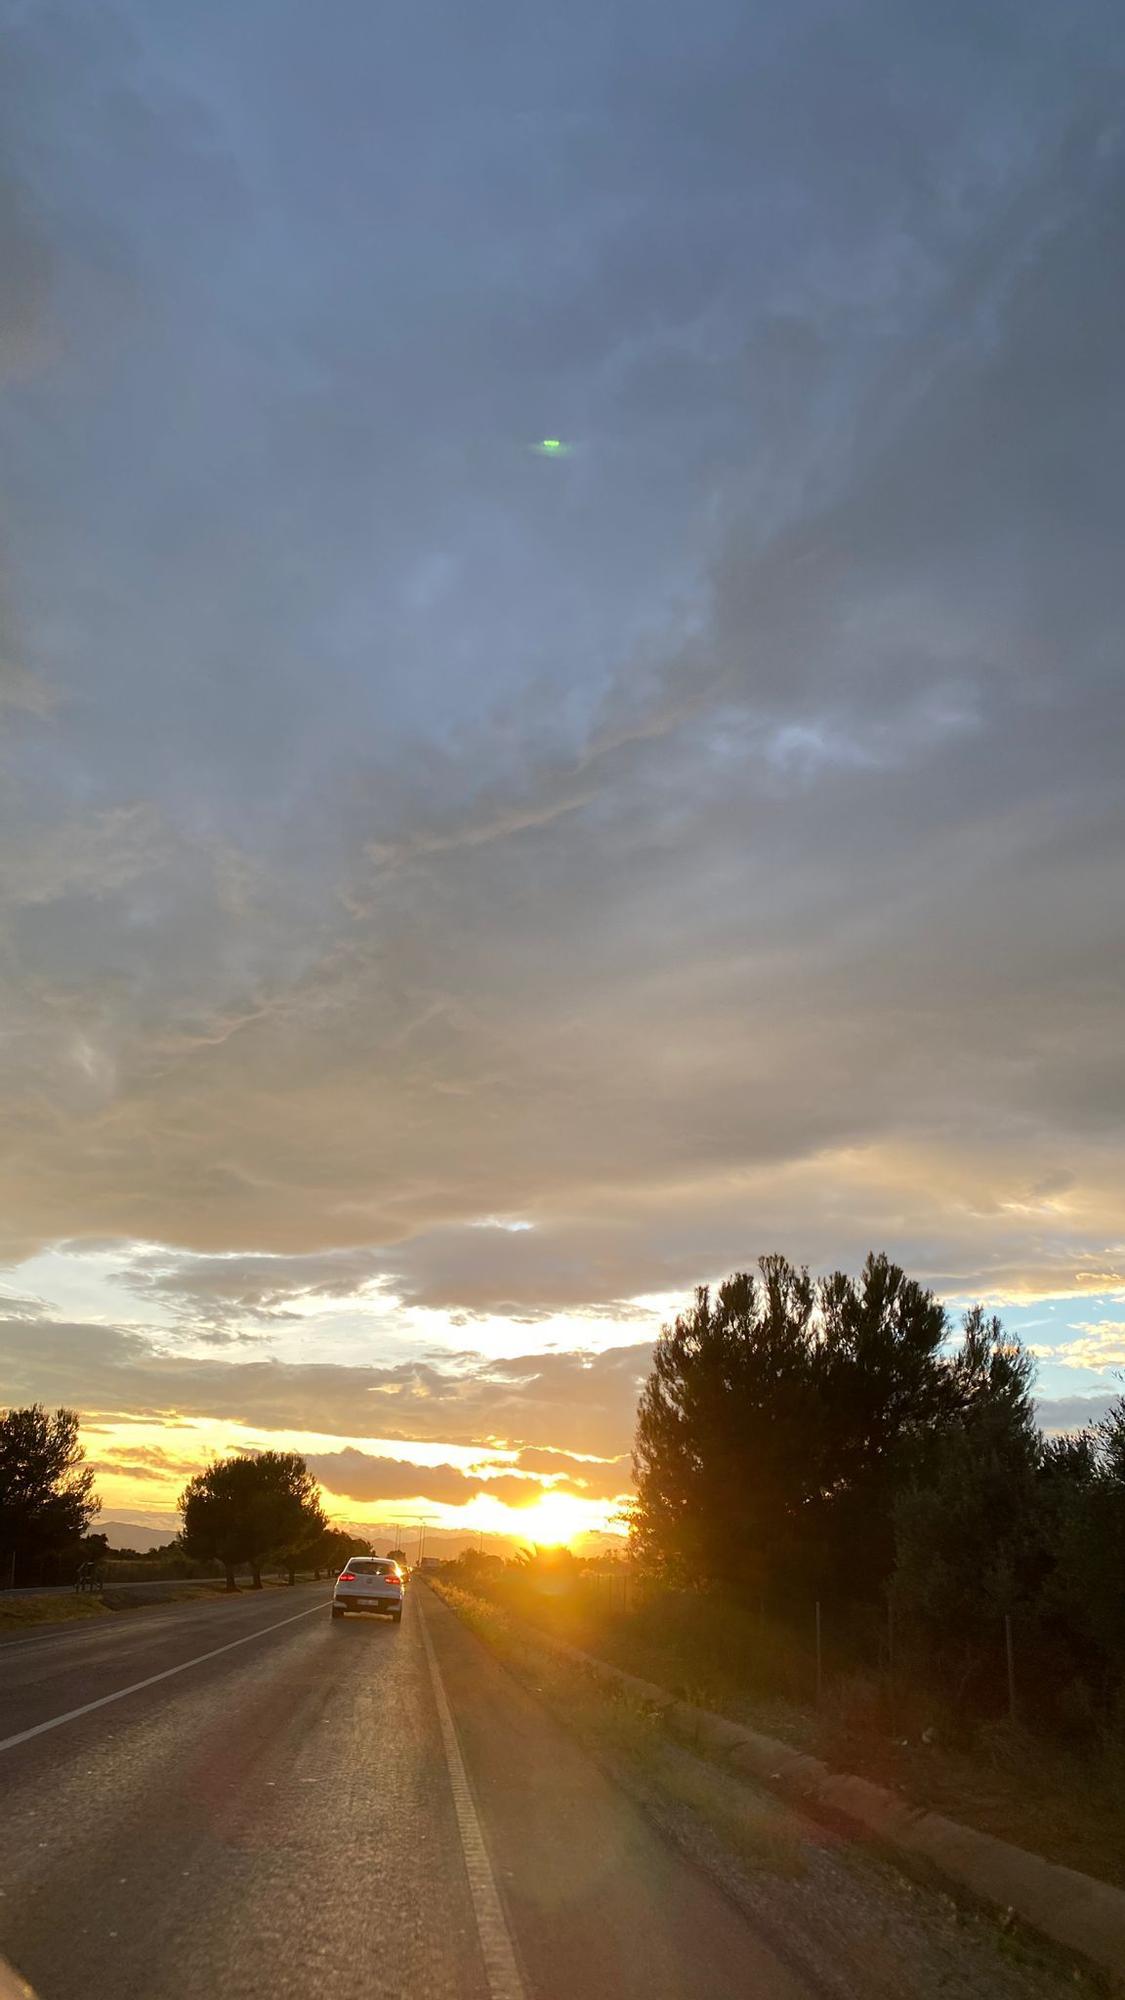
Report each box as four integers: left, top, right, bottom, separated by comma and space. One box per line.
512, 1488, 593, 1547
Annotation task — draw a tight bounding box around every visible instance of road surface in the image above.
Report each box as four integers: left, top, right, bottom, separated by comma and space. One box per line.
0, 1587, 1086, 2000
0, 1583, 819, 2000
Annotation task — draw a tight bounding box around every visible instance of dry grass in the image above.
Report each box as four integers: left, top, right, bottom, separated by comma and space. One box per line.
438, 1576, 1125, 1892
0, 1576, 318, 1631
433, 1581, 806, 1878
0, 1593, 112, 1630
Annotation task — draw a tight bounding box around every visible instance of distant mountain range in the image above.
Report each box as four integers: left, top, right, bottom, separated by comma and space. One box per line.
98, 1521, 177, 1553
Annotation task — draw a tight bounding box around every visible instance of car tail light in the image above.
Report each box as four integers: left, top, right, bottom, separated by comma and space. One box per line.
339, 1572, 356, 1582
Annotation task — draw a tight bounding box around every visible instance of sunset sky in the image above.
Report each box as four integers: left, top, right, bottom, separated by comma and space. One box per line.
1, 1, 1123, 1550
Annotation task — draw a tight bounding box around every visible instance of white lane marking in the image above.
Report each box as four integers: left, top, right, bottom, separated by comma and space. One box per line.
0, 1632, 96, 1655
419, 1600, 527, 2000
0, 1617, 195, 1656
0, 1600, 330, 1754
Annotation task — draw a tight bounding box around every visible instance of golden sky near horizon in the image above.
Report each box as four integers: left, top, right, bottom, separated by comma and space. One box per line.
81, 1411, 634, 1551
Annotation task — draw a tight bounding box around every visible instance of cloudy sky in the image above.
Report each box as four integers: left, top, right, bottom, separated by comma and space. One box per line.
1, 0, 1123, 1545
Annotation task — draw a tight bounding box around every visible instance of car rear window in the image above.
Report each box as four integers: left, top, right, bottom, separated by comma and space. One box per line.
344, 1558, 392, 1574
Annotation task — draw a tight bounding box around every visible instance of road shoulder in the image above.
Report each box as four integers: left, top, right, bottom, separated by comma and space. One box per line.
429, 1581, 1118, 2000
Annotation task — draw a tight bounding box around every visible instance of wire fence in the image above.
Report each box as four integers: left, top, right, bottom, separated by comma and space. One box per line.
571, 1569, 1029, 1733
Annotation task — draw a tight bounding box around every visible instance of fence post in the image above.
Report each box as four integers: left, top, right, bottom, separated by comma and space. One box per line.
886, 1596, 895, 1734
1004, 1613, 1016, 1726
815, 1599, 822, 1708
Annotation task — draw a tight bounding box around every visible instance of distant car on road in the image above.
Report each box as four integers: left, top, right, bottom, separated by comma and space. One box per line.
332, 1557, 403, 1622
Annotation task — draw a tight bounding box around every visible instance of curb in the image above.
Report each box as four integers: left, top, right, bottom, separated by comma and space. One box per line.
530, 1629, 1125, 1984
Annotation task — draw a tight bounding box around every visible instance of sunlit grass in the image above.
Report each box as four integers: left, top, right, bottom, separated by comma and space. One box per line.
433, 1580, 805, 1877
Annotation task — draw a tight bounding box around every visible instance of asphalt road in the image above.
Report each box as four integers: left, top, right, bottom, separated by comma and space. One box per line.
0, 1583, 820, 2000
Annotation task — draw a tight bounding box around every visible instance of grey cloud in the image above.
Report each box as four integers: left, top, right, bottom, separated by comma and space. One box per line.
116, 1247, 390, 1325
0, 0, 1122, 1327
0, 653, 52, 716
110, 1231, 651, 1328
0, 168, 53, 381
0, 1290, 49, 1321
305, 1449, 548, 1510
377, 1225, 657, 1323
0, 804, 167, 908
365, 791, 596, 875
0, 1316, 652, 1458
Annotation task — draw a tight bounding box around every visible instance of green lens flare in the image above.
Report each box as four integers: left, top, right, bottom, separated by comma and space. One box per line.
532, 438, 571, 456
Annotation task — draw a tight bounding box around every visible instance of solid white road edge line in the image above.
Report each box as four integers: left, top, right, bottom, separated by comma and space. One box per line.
0, 1600, 330, 1754
419, 1596, 527, 2000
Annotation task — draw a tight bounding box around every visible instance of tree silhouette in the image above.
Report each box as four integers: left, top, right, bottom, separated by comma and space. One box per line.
634, 1254, 966, 1607
0, 1405, 98, 1585
892, 1308, 1041, 1701
180, 1451, 324, 1590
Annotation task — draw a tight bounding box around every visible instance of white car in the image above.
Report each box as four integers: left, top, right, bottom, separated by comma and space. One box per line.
332, 1557, 404, 1622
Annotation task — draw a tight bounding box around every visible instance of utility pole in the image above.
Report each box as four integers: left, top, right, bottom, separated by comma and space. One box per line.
815, 1600, 823, 1708
1005, 1613, 1016, 1726
886, 1595, 896, 1735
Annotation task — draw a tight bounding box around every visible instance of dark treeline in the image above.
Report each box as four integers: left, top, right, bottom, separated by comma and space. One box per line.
631, 1253, 1125, 1733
